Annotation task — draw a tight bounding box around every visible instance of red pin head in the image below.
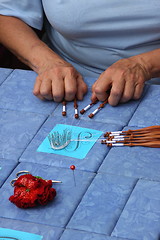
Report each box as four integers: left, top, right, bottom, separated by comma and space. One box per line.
70, 165, 75, 170
70, 165, 76, 186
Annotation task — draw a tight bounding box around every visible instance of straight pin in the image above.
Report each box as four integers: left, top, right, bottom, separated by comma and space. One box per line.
70, 165, 76, 187
52, 180, 62, 183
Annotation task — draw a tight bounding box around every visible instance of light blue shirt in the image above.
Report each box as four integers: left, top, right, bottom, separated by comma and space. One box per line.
0, 0, 160, 79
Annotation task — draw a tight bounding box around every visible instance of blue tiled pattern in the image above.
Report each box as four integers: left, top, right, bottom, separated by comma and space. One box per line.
112, 179, 160, 240
128, 85, 160, 127
0, 109, 47, 161
0, 218, 63, 240
20, 116, 122, 172
0, 68, 13, 85
60, 229, 131, 240
53, 90, 143, 126
0, 162, 95, 228
0, 69, 58, 114
0, 68, 160, 240
98, 127, 160, 181
99, 146, 160, 181
67, 173, 137, 235
0, 158, 17, 187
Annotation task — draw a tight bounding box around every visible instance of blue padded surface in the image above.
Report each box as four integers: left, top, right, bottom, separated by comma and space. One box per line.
67, 173, 137, 235
128, 84, 160, 127
53, 90, 143, 126
98, 126, 160, 181
0, 162, 95, 228
0, 68, 160, 240
82, 76, 96, 89
0, 109, 47, 161
60, 229, 131, 240
0, 158, 17, 187
0, 218, 63, 240
20, 116, 122, 172
0, 68, 13, 85
0, 69, 58, 115
112, 179, 160, 240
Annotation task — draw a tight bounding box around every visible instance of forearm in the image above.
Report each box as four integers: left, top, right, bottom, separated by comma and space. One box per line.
131, 49, 160, 79
0, 15, 87, 102
0, 15, 64, 73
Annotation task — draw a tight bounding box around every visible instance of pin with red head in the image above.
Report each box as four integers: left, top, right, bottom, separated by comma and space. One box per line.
70, 165, 76, 186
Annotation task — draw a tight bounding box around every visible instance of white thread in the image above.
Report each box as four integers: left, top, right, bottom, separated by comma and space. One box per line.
112, 143, 124, 146
106, 140, 116, 143
75, 109, 78, 114
92, 108, 99, 115
110, 131, 122, 134
113, 137, 124, 140
84, 104, 91, 111
109, 133, 120, 136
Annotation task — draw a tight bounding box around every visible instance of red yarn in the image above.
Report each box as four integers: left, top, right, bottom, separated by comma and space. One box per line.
9, 174, 56, 208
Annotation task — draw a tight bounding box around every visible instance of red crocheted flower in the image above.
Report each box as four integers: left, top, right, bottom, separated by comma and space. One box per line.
9, 174, 56, 208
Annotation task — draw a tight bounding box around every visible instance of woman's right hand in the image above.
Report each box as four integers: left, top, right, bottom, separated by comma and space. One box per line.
0, 16, 87, 102
33, 60, 88, 102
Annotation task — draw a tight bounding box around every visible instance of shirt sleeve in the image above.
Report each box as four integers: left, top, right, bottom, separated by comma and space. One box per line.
0, 0, 43, 30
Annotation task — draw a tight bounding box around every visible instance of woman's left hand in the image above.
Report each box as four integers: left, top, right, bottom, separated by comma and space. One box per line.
91, 56, 151, 106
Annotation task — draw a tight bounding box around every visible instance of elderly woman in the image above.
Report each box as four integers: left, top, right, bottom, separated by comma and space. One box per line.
0, 1, 160, 105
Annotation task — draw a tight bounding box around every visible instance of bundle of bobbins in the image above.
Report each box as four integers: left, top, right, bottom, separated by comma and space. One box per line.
62, 98, 108, 119
62, 98, 79, 119
101, 125, 160, 148
80, 99, 108, 118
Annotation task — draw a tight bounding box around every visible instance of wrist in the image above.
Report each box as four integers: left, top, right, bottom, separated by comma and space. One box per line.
129, 55, 151, 81
131, 49, 160, 79
27, 42, 67, 74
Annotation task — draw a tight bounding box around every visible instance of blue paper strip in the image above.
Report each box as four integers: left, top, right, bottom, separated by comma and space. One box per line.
0, 228, 43, 240
37, 124, 103, 159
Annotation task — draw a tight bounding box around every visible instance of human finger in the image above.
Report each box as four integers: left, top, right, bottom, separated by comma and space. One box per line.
64, 75, 77, 101
33, 76, 45, 100
133, 82, 144, 100
91, 74, 111, 101
91, 91, 98, 103
120, 77, 135, 103
40, 78, 53, 100
108, 77, 125, 106
76, 75, 88, 100
50, 76, 65, 102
